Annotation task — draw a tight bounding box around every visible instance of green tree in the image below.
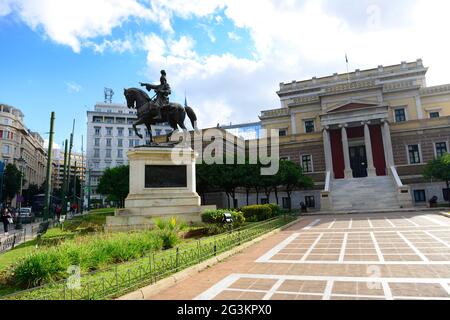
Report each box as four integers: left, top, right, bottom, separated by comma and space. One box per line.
1, 163, 25, 203
196, 163, 217, 204
278, 160, 314, 211
23, 183, 40, 206
240, 162, 260, 206
423, 153, 450, 206
97, 165, 129, 208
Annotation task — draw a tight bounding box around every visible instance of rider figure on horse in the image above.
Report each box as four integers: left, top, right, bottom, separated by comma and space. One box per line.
140, 70, 171, 122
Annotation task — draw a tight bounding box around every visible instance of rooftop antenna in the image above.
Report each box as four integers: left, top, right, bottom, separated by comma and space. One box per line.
104, 87, 114, 104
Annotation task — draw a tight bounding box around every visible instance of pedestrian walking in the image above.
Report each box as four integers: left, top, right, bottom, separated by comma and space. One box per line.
55, 204, 62, 222
2, 207, 13, 235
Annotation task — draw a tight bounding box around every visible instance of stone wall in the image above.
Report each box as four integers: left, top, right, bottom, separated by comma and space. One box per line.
391, 127, 450, 166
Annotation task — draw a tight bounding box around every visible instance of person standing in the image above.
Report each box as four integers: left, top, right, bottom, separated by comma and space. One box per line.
2, 207, 12, 235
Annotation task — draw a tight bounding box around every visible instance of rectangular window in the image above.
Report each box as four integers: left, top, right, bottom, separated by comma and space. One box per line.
106, 149, 111, 158
279, 129, 287, 137
118, 139, 123, 147
304, 120, 315, 133
301, 155, 313, 173
395, 108, 406, 122
106, 138, 111, 147
117, 149, 123, 158
94, 138, 100, 147
129, 139, 134, 148
2, 144, 10, 154
117, 128, 124, 136
94, 149, 100, 158
94, 127, 101, 136
408, 145, 421, 164
435, 142, 448, 158
105, 117, 114, 124
282, 197, 291, 209
443, 188, 449, 201
128, 128, 134, 136
429, 111, 440, 119
305, 196, 315, 208
413, 190, 426, 203
106, 127, 113, 136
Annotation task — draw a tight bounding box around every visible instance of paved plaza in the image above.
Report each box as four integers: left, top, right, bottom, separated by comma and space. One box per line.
148, 212, 450, 300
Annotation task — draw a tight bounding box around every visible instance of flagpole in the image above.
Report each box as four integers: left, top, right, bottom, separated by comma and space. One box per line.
345, 53, 350, 83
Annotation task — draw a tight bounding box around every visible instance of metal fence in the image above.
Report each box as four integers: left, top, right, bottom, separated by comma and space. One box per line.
2, 214, 297, 300
0, 230, 26, 253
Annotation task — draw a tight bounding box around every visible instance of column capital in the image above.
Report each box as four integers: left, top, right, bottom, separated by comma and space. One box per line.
361, 121, 371, 126
338, 123, 348, 128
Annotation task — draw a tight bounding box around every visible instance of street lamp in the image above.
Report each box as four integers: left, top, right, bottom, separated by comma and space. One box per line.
17, 156, 27, 210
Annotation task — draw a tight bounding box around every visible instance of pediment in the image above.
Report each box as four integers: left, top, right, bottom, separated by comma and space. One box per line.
327, 101, 378, 113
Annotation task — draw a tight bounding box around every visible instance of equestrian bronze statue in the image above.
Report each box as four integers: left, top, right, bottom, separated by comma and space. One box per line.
124, 70, 198, 143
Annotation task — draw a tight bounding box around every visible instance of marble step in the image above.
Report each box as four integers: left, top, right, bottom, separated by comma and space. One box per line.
330, 176, 401, 211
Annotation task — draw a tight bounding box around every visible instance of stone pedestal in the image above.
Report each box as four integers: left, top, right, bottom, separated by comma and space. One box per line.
106, 146, 202, 231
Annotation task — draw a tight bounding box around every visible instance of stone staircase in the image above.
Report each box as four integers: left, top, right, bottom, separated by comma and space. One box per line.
330, 176, 401, 211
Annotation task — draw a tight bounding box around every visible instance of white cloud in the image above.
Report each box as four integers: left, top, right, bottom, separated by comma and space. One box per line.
65, 81, 82, 93
44, 139, 61, 150
138, 0, 450, 129
0, 0, 13, 15
227, 31, 240, 41
4, 0, 450, 128
1, 0, 155, 52
198, 23, 216, 43
84, 38, 133, 54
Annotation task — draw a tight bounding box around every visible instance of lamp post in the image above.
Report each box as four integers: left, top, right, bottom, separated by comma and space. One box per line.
0, 160, 4, 209
17, 156, 27, 210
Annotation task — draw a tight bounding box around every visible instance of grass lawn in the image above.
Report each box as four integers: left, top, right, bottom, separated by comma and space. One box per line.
0, 208, 116, 274
3, 216, 293, 300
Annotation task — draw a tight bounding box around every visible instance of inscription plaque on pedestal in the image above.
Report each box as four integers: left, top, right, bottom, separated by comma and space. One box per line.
145, 165, 187, 188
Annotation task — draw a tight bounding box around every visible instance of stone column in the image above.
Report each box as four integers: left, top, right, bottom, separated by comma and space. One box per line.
290, 113, 297, 135
340, 124, 353, 179
363, 122, 376, 177
322, 127, 332, 174
381, 120, 395, 171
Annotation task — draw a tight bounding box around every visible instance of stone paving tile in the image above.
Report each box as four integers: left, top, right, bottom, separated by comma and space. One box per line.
146, 213, 450, 300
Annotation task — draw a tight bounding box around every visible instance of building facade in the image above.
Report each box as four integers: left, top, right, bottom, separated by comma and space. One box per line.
0, 104, 47, 195
86, 102, 172, 204
52, 149, 86, 191
260, 59, 450, 210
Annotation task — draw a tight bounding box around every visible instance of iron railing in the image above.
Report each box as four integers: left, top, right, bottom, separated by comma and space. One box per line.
2, 214, 297, 300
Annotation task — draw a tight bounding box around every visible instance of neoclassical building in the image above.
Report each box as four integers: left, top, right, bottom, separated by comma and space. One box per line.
0, 104, 47, 190
260, 59, 450, 211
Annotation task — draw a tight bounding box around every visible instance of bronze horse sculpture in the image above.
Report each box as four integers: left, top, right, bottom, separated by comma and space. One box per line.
124, 88, 198, 143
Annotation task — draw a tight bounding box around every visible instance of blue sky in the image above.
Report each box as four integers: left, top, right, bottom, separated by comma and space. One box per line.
1, 0, 450, 152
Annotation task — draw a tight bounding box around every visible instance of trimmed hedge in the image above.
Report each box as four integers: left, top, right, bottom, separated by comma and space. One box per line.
240, 205, 273, 222
266, 204, 281, 216
201, 209, 245, 227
